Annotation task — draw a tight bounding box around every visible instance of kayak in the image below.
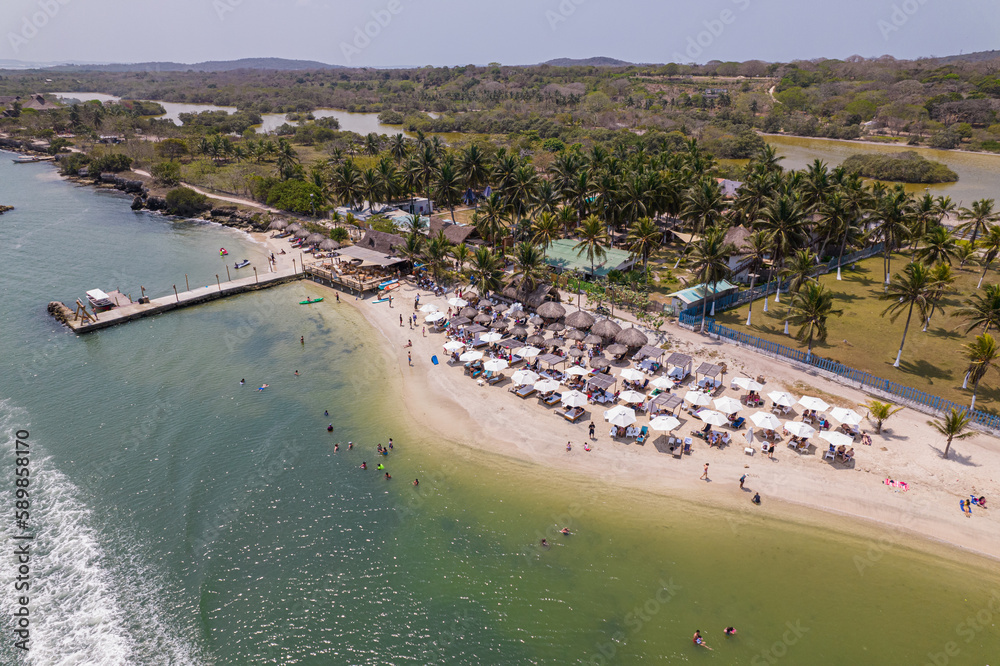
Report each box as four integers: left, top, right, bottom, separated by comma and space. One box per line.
380, 282, 400, 292
234, 259, 250, 269
299, 298, 324, 305
377, 278, 399, 289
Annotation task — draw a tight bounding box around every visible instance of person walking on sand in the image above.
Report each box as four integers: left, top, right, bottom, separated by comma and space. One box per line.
422, 326, 426, 337
740, 473, 746, 489
400, 314, 403, 327
408, 351, 412, 366
588, 422, 596, 439
701, 463, 709, 480
335, 292, 340, 303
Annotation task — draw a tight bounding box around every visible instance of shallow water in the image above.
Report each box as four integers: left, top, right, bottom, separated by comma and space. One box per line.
1, 155, 999, 665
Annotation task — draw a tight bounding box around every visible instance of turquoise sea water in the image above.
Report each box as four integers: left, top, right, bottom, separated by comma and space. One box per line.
1, 155, 999, 664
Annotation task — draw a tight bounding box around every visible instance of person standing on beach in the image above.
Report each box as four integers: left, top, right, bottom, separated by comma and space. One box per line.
300, 336, 304, 345
335, 292, 340, 303
389, 295, 393, 307
739, 474, 746, 489
422, 327, 426, 337
408, 351, 412, 366
701, 463, 710, 480
588, 422, 595, 439
400, 314, 403, 327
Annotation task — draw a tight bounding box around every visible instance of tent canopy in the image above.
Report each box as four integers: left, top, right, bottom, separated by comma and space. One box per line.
335, 245, 405, 267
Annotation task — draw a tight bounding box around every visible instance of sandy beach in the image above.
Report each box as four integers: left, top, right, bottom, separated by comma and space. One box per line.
255, 229, 1000, 561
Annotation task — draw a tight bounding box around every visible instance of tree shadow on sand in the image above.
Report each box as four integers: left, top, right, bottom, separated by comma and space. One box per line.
930, 448, 979, 467
895, 358, 952, 382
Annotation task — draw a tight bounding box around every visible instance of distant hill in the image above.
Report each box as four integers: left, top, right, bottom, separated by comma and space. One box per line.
542, 57, 634, 67
47, 58, 342, 72
922, 50, 1000, 65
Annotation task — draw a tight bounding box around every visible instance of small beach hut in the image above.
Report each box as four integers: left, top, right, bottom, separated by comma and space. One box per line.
319, 239, 340, 250
665, 352, 693, 380
268, 219, 288, 230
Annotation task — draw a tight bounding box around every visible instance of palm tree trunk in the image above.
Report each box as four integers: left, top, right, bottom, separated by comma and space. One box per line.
978, 260, 992, 289
971, 377, 981, 410
893, 302, 915, 367
745, 270, 757, 326
836, 234, 849, 280
700, 289, 710, 333
943, 435, 953, 458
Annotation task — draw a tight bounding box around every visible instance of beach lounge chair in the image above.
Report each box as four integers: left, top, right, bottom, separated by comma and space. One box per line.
488, 372, 504, 385
542, 392, 562, 406
515, 385, 536, 399
560, 407, 584, 422
637, 426, 648, 444
471, 367, 484, 379
796, 440, 810, 453
823, 445, 836, 461
731, 417, 746, 429
683, 438, 693, 455
672, 439, 683, 458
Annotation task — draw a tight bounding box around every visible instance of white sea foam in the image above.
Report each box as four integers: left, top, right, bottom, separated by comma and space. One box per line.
0, 400, 203, 666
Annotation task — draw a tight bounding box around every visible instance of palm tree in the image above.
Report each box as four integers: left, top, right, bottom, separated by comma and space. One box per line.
472, 193, 509, 248
780, 249, 817, 295
923, 263, 954, 332
574, 215, 610, 279
863, 399, 904, 435
626, 217, 662, 274
331, 160, 362, 209
883, 262, 934, 368
531, 212, 562, 257
434, 160, 463, 223
450, 242, 471, 274
758, 193, 808, 305
469, 246, 504, 297
689, 225, 737, 332
423, 230, 452, 282
872, 186, 914, 287
388, 134, 408, 163
953, 284, 1000, 334
976, 225, 1000, 288
915, 226, 958, 266
458, 144, 489, 201
928, 408, 975, 459
789, 282, 843, 357
962, 333, 999, 410
953, 240, 979, 269
743, 230, 772, 325
956, 198, 999, 250
511, 242, 547, 291
397, 230, 425, 266
677, 178, 725, 265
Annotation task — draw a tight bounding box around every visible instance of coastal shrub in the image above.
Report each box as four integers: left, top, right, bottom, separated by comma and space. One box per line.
164, 187, 209, 217
378, 110, 404, 124
155, 138, 188, 160
57, 152, 90, 176
927, 129, 961, 150
329, 227, 349, 242
840, 151, 958, 183
89, 154, 133, 173
262, 179, 328, 216
150, 161, 182, 186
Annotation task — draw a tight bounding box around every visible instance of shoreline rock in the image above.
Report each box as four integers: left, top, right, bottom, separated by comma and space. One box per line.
0, 205, 13, 215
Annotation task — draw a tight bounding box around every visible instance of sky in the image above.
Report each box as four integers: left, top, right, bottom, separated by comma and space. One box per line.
2, 0, 999, 67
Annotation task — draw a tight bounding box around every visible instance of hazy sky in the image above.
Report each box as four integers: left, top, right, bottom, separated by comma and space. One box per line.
3, 0, 998, 67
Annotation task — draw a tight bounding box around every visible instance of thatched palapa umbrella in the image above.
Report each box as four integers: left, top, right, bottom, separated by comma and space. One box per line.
460, 306, 479, 319
590, 356, 611, 369
565, 309, 595, 330
536, 301, 566, 320
529, 315, 545, 326
605, 343, 628, 356
286, 222, 303, 233
545, 321, 565, 332
293, 228, 311, 239
591, 318, 622, 340
565, 329, 586, 341
568, 347, 585, 357
474, 313, 492, 324
583, 334, 604, 345
526, 334, 546, 346
268, 219, 288, 230
319, 239, 341, 250
306, 233, 326, 245
615, 326, 649, 349
510, 325, 528, 337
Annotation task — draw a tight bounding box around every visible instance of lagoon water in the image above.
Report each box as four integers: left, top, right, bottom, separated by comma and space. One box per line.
2, 156, 1000, 664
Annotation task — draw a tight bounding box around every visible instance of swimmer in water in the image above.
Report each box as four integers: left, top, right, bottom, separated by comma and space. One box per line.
257, 384, 269, 391
300, 336, 304, 344
240, 379, 245, 385
560, 528, 571, 535
324, 410, 329, 417
724, 627, 737, 636
360, 462, 367, 470
327, 424, 333, 432
294, 370, 299, 376
540, 539, 549, 548
693, 630, 711, 650
413, 479, 419, 486
377, 463, 385, 470
348, 442, 353, 450
385, 472, 391, 480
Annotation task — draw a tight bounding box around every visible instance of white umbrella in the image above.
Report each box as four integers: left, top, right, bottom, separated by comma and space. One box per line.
618, 390, 647, 404
560, 390, 589, 407
604, 405, 637, 427
480, 332, 503, 343
511, 369, 540, 386
443, 340, 466, 352
650, 375, 674, 390
447, 297, 468, 308
534, 378, 561, 393
767, 391, 796, 407
820, 431, 854, 447
684, 390, 712, 406
516, 346, 541, 358
714, 397, 743, 414
648, 415, 681, 431
419, 303, 439, 313
698, 410, 729, 427
798, 395, 830, 412
785, 421, 816, 438
459, 350, 483, 363
566, 365, 590, 376
750, 411, 782, 429
483, 358, 508, 372
733, 377, 764, 391
829, 407, 862, 425
424, 312, 445, 323
619, 368, 646, 382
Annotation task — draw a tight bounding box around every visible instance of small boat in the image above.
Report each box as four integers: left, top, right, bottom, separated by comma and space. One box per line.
219, 248, 228, 256
299, 297, 324, 305
234, 260, 250, 269
12, 155, 39, 164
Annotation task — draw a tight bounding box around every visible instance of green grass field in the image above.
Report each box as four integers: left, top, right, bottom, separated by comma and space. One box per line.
713, 253, 1000, 413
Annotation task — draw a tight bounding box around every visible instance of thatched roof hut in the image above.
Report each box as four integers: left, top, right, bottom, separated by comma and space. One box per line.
293, 228, 311, 239
319, 239, 341, 250
615, 326, 649, 348
286, 222, 303, 233
565, 309, 595, 330
591, 318, 622, 339
306, 233, 326, 244
605, 343, 628, 356
501, 281, 560, 310
460, 306, 479, 319
583, 334, 604, 345
536, 301, 567, 319
526, 334, 546, 346
545, 321, 565, 331
268, 219, 288, 230
565, 329, 586, 341
474, 313, 492, 324
510, 325, 528, 337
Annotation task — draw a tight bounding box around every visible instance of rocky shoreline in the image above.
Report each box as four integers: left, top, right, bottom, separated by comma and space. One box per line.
0, 205, 12, 215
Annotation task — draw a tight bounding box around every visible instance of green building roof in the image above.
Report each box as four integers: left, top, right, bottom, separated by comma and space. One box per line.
668, 280, 740, 306
543, 239, 635, 278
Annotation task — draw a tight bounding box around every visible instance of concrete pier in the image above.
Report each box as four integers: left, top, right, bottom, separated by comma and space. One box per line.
50, 267, 305, 334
